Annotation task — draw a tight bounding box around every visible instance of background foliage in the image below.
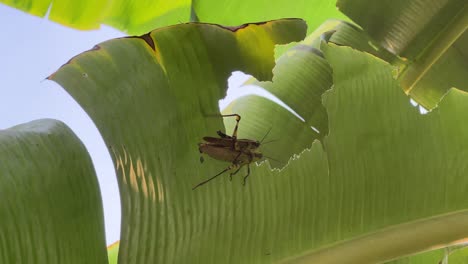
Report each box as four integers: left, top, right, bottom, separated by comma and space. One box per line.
1, 0, 467, 263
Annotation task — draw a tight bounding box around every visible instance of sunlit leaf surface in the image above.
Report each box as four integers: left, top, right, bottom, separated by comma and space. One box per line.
49, 20, 308, 263
1, 0, 346, 35
1, 0, 191, 34
193, 0, 348, 34
50, 18, 468, 263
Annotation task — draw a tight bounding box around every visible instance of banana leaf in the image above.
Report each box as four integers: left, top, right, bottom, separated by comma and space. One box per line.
337, 0, 468, 109
49, 19, 309, 263
48, 19, 468, 263
0, 119, 107, 264
0, 0, 346, 35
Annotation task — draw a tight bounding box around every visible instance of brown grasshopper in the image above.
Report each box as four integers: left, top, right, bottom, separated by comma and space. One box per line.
193, 114, 266, 190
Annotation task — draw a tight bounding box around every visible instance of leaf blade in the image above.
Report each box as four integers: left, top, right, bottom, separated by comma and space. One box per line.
0, 119, 107, 264
49, 20, 307, 263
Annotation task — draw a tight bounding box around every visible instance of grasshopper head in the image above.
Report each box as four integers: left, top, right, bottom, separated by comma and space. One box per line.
251, 141, 260, 148
253, 152, 263, 161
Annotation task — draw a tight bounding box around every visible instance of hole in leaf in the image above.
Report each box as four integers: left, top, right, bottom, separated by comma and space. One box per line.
220, 71, 306, 122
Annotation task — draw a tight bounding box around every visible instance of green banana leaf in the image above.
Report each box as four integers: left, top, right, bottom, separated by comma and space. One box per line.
48, 17, 468, 263
247, 19, 399, 140
0, 0, 346, 35
192, 0, 348, 34
227, 33, 468, 262
0, 119, 107, 264
337, 0, 468, 109
1, 0, 191, 34
107, 242, 119, 264
4, 0, 465, 109
405, 31, 468, 109
49, 19, 308, 263
337, 0, 466, 58
387, 244, 468, 264
446, 246, 468, 263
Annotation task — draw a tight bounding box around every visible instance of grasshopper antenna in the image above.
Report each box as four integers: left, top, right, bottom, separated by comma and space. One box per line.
261, 139, 279, 145
193, 167, 230, 190
259, 127, 272, 144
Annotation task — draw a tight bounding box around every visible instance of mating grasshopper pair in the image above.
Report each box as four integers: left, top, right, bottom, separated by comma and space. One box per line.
193, 114, 266, 190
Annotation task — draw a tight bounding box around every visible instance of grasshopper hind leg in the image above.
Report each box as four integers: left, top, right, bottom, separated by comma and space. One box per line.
193, 163, 240, 190
221, 114, 241, 139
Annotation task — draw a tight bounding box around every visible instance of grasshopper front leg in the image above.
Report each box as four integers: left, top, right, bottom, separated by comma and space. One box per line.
228, 150, 243, 181
242, 164, 251, 186
229, 166, 242, 181
242, 150, 256, 185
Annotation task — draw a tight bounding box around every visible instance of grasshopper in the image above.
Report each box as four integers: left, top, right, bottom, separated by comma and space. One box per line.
193, 114, 265, 190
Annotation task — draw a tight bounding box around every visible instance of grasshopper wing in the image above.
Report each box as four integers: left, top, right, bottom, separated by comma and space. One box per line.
202, 136, 233, 147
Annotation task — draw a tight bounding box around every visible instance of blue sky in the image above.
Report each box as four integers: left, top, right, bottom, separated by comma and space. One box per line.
0, 4, 124, 244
